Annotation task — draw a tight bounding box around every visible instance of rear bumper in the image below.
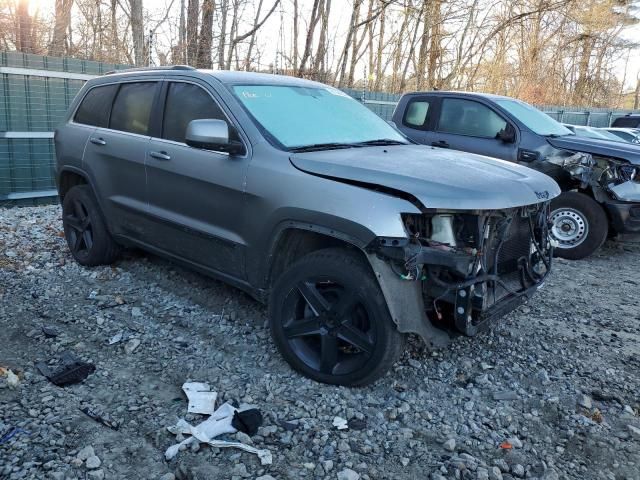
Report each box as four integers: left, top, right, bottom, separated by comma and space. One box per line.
604, 200, 640, 233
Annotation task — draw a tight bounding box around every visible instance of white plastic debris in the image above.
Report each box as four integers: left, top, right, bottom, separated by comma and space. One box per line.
6, 369, 20, 388
333, 416, 348, 430
165, 392, 272, 465
182, 382, 218, 415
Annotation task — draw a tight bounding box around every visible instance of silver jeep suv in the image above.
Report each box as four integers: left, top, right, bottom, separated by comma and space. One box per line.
54, 67, 560, 386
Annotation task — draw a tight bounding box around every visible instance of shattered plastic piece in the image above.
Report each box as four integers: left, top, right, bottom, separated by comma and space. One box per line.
332, 416, 348, 430
2, 367, 20, 388
35, 352, 95, 387
232, 409, 263, 436
165, 401, 271, 464
499, 441, 513, 449
182, 382, 218, 415
80, 407, 120, 430
207, 440, 273, 465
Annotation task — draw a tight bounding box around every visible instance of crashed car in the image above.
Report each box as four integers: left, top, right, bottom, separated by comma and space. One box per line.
392, 92, 640, 259
54, 68, 559, 386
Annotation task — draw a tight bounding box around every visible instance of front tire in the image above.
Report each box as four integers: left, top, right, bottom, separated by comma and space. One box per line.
62, 185, 120, 266
550, 191, 608, 260
269, 248, 406, 387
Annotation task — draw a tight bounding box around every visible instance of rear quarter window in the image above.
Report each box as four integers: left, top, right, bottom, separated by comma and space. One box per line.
74, 84, 119, 127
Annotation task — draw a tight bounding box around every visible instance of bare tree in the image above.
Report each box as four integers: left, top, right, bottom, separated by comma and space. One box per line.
50, 0, 74, 56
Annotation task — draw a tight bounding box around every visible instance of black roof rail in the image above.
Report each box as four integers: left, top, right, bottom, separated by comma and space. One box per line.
104, 65, 196, 75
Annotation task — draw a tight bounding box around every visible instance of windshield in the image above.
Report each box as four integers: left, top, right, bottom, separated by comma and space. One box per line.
232, 84, 407, 149
495, 99, 573, 137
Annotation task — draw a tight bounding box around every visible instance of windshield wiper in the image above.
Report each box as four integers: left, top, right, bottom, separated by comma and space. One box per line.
289, 142, 360, 153
355, 139, 408, 146
545, 133, 575, 138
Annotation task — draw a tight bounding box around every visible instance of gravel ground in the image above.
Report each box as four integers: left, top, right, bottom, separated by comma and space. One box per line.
1, 205, 640, 480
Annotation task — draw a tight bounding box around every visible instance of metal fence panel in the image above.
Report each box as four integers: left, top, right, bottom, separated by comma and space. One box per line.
1, 52, 639, 203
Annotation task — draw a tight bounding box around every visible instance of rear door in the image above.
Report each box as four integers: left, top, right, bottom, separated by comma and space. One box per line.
427, 97, 518, 161
81, 80, 161, 239
145, 79, 250, 277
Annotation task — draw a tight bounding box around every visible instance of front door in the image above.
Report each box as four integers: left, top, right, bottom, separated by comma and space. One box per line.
145, 80, 250, 277
425, 97, 519, 162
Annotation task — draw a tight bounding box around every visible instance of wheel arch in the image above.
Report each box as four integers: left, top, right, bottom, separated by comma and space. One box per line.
57, 167, 91, 202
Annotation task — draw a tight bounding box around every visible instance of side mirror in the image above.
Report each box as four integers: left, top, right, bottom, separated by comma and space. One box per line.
185, 119, 246, 155
497, 123, 516, 143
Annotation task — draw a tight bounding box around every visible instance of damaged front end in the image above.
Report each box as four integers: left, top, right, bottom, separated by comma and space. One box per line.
595, 157, 640, 203
371, 203, 553, 339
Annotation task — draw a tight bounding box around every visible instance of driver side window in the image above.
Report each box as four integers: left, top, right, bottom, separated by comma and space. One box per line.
162, 82, 226, 143
438, 98, 507, 138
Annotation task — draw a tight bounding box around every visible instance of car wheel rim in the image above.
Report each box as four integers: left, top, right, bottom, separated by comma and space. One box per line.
550, 208, 588, 249
281, 279, 377, 376
64, 199, 93, 256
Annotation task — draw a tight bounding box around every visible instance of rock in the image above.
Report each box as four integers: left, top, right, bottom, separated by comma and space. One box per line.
131, 307, 143, 317
337, 468, 360, 480
488, 466, 503, 480
400, 457, 410, 467
124, 338, 141, 354
323, 460, 334, 472
476, 467, 489, 480
443, 438, 456, 452
408, 358, 421, 368
87, 470, 105, 480
512, 464, 525, 477
577, 394, 592, 410
509, 437, 523, 449
493, 459, 509, 473
628, 425, 640, 439
231, 463, 247, 477
493, 391, 519, 401
77, 446, 95, 461
85, 456, 101, 469
255, 476, 276, 480
159, 474, 176, 480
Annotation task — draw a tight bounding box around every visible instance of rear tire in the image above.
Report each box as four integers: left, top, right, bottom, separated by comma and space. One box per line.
269, 248, 406, 386
550, 191, 608, 260
62, 185, 120, 266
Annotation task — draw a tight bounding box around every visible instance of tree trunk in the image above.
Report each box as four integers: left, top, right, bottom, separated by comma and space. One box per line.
49, 0, 74, 57
129, 0, 145, 66
186, 0, 199, 65
292, 0, 299, 71
17, 0, 32, 53
179, 0, 186, 63
197, 0, 214, 68
298, 0, 322, 76
218, 0, 229, 69
244, 0, 264, 70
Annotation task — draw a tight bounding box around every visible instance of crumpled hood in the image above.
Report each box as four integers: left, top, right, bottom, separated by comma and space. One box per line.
290, 145, 561, 210
547, 135, 640, 165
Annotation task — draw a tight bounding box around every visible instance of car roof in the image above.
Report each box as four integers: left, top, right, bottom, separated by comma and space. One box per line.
102, 67, 328, 88
403, 90, 515, 101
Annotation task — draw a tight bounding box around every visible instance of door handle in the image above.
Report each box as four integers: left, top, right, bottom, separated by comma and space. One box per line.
431, 140, 449, 148
90, 137, 106, 146
149, 151, 171, 161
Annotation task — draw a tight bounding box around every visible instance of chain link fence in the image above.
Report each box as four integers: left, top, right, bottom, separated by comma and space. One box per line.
2, 52, 639, 204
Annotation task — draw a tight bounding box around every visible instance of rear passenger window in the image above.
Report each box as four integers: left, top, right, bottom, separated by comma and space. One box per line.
162, 82, 226, 143
74, 84, 118, 127
438, 98, 507, 138
404, 100, 430, 128
109, 82, 158, 135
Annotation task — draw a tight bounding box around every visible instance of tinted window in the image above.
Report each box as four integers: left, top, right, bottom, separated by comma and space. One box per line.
612, 117, 640, 128
162, 82, 226, 142
74, 84, 118, 127
495, 99, 572, 136
438, 98, 507, 138
404, 100, 430, 128
109, 82, 158, 135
